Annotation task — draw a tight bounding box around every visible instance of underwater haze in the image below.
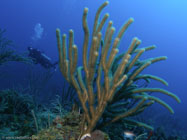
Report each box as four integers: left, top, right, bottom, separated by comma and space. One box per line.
0, 0, 187, 139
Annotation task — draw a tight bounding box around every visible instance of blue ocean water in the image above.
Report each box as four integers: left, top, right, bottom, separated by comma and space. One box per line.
0, 0, 186, 138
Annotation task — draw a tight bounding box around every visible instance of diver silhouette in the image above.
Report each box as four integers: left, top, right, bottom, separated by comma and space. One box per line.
28, 46, 58, 70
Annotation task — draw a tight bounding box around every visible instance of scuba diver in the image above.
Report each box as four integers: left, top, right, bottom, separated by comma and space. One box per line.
28, 46, 58, 70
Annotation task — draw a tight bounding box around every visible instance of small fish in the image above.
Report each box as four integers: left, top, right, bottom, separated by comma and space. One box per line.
80, 133, 91, 140
124, 131, 136, 139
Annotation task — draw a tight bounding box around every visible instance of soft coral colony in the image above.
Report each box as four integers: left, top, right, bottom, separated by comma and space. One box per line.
56, 1, 180, 139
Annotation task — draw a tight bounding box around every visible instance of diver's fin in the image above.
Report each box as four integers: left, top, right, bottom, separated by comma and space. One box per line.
52, 61, 59, 71
53, 61, 59, 66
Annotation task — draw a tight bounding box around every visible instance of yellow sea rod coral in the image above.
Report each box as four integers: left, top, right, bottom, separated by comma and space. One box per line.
56, 1, 180, 138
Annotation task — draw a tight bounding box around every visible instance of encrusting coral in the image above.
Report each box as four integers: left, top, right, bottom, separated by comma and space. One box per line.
56, 1, 181, 138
